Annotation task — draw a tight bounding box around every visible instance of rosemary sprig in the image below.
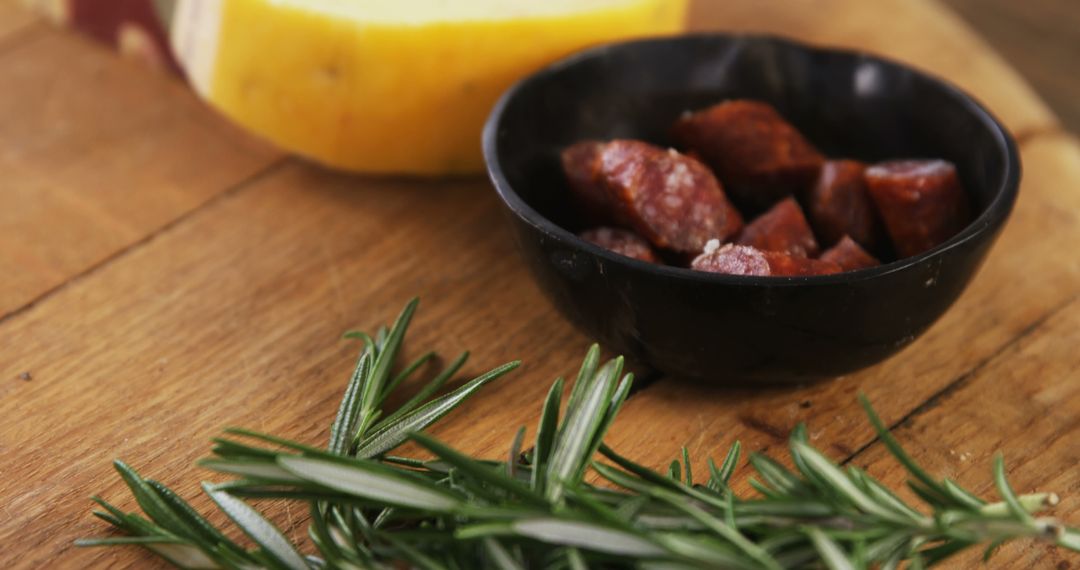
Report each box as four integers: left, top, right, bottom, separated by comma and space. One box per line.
78, 299, 1080, 569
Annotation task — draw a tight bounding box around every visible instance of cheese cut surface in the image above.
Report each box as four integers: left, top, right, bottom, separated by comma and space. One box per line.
172, 0, 688, 175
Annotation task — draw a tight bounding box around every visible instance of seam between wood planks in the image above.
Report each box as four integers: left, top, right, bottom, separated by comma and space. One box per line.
839, 290, 1080, 467
0, 156, 293, 327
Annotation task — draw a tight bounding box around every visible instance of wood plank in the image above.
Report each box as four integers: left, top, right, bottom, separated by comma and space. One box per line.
0, 165, 595, 568
601, 134, 1080, 482
0, 0, 1075, 568
0, 0, 40, 45
0, 30, 280, 318
851, 273, 1080, 567
941, 0, 1080, 133
689, 0, 1060, 138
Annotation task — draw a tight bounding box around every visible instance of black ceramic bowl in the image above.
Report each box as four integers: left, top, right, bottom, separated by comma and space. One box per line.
482, 34, 1020, 385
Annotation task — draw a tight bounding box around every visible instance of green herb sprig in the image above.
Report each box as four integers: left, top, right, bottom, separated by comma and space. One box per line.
78, 299, 1080, 568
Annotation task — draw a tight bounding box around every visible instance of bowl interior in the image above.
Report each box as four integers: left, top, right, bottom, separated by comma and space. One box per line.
489, 34, 1015, 256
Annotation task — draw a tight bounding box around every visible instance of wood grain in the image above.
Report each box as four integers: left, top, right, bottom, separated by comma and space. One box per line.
0, 0, 40, 46
0, 0, 1078, 568
0, 164, 597, 568
689, 0, 1060, 139
851, 264, 1080, 567
0, 30, 280, 319
941, 0, 1080, 134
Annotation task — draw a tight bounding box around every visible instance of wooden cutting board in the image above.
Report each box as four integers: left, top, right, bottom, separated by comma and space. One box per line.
0, 0, 1077, 567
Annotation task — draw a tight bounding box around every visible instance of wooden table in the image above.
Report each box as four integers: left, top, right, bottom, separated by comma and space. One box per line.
941, 0, 1080, 134
1, 1, 1077, 567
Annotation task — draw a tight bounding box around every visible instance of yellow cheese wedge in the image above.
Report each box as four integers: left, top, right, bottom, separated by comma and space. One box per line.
172, 0, 687, 175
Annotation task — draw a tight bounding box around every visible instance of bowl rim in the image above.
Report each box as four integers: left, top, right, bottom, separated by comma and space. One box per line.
482, 32, 1021, 287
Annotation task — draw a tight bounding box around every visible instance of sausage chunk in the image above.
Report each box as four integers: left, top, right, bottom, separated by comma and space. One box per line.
865, 160, 970, 257
735, 197, 820, 257
804, 159, 883, 250
561, 141, 610, 223
561, 140, 744, 255
579, 227, 660, 263
671, 100, 825, 212
820, 235, 880, 271
691, 241, 841, 277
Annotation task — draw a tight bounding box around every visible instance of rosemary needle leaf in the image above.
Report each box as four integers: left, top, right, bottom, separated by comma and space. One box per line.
919, 538, 975, 566
112, 461, 198, 541
656, 490, 782, 570
77, 537, 220, 569
546, 357, 622, 503
328, 351, 372, 455
197, 459, 304, 483
90, 496, 152, 535
355, 360, 519, 457
90, 510, 124, 528
565, 344, 601, 416
668, 460, 681, 482
598, 443, 682, 491
507, 426, 527, 479
146, 480, 251, 560
1059, 528, 1080, 551
531, 376, 565, 493
858, 394, 952, 505
565, 547, 588, 570
410, 432, 547, 506
380, 350, 435, 403
805, 526, 857, 570
278, 455, 464, 511
992, 454, 1034, 523
791, 441, 905, 523
681, 447, 693, 487
654, 533, 757, 569
221, 429, 329, 456
748, 453, 802, 496
360, 298, 420, 429
203, 483, 308, 570
510, 517, 665, 557
586, 372, 634, 473
943, 478, 986, 510
710, 441, 742, 490
482, 537, 525, 570
381, 533, 448, 570
377, 351, 469, 428
308, 503, 344, 564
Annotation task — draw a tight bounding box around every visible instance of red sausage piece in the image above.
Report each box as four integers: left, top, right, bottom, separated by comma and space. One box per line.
570, 140, 744, 255
561, 141, 610, 222
865, 160, 970, 257
820, 235, 880, 271
804, 159, 883, 250
672, 100, 825, 212
579, 227, 660, 263
735, 196, 820, 258
691, 241, 841, 277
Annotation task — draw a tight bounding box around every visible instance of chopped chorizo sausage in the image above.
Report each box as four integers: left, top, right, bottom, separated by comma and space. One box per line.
579, 227, 660, 263
865, 160, 970, 257
804, 159, 883, 250
671, 100, 825, 212
564, 140, 743, 255
691, 241, 841, 277
561, 141, 611, 223
820, 235, 880, 271
735, 196, 820, 257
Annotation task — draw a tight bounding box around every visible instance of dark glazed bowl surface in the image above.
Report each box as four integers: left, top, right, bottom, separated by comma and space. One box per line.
483, 34, 1020, 385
